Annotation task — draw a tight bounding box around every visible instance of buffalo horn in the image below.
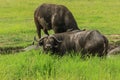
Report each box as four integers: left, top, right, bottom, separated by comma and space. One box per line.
39, 35, 48, 41
50, 35, 62, 43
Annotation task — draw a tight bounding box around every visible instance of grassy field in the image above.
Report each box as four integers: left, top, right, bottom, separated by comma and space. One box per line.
0, 0, 120, 48
0, 51, 120, 80
0, 0, 120, 80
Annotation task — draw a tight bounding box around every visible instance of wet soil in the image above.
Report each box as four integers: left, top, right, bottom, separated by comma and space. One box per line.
0, 47, 24, 54
0, 45, 40, 54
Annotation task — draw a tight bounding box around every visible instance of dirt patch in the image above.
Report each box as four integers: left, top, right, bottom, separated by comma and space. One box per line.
0, 45, 40, 54
106, 34, 120, 42
0, 47, 24, 54
106, 34, 120, 47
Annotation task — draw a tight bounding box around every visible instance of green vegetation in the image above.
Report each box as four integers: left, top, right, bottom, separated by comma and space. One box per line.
0, 0, 120, 47
0, 51, 120, 80
0, 0, 120, 80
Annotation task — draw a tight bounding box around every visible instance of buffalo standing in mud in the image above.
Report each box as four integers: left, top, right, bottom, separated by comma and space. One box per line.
37, 30, 108, 57
34, 3, 80, 38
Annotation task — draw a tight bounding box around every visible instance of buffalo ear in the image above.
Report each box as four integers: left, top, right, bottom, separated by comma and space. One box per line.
51, 36, 62, 48
39, 38, 44, 46
38, 36, 48, 46
39, 40, 43, 46
54, 40, 62, 48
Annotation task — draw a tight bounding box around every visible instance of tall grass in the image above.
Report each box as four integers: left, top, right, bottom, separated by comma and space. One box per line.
0, 50, 120, 80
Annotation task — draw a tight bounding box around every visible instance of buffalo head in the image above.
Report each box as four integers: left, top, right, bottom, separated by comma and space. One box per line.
38, 35, 62, 52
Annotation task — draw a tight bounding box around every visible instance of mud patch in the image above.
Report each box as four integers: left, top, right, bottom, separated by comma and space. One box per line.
0, 47, 24, 54
108, 46, 120, 55
106, 34, 120, 48
0, 45, 40, 54
106, 34, 120, 43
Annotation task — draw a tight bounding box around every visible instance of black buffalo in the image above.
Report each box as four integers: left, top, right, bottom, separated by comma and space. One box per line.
34, 3, 80, 38
38, 30, 108, 57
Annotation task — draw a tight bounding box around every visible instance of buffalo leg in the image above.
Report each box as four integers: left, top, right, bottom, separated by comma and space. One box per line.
43, 29, 49, 36
34, 17, 42, 38
33, 17, 42, 45
38, 17, 49, 36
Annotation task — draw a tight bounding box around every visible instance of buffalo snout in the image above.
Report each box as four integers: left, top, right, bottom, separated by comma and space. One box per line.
44, 44, 53, 50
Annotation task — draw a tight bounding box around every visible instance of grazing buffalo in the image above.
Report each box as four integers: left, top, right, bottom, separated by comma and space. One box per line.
34, 3, 80, 38
37, 30, 108, 57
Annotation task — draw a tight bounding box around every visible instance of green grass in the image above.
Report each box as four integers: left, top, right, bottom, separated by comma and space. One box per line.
0, 0, 120, 47
0, 51, 120, 80
0, 0, 120, 80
